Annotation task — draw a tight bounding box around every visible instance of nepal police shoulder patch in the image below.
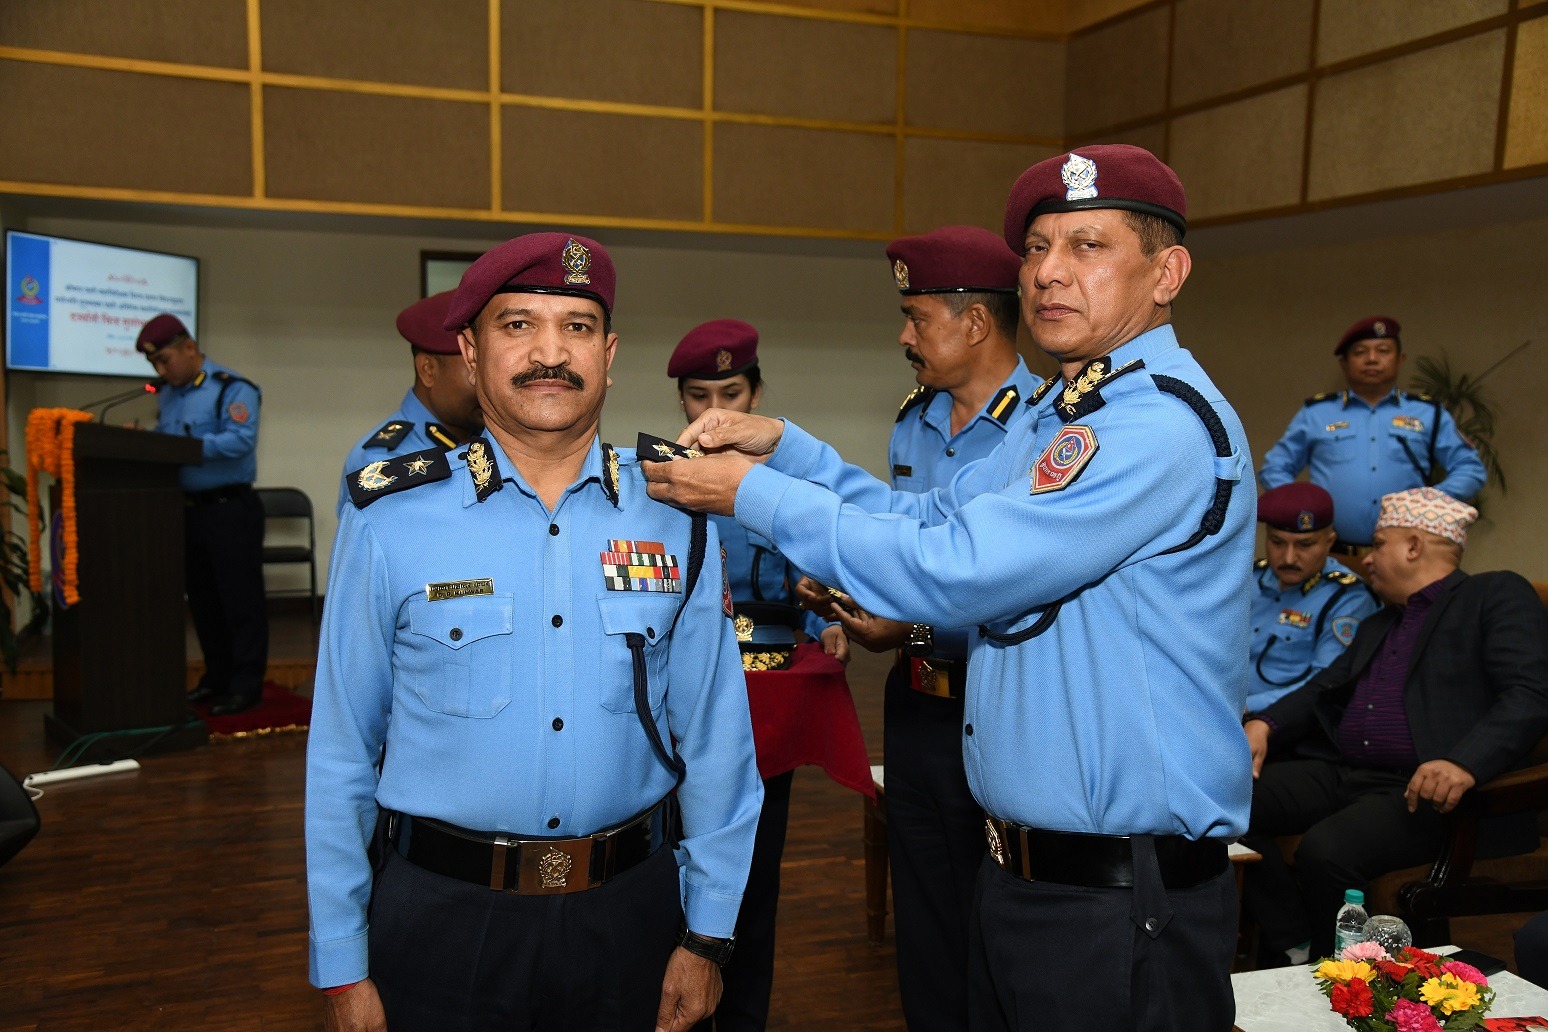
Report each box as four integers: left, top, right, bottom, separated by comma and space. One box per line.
1030, 424, 1098, 494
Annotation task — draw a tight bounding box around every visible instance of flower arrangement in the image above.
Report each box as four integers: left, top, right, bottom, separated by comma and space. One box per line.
1313, 943, 1494, 1031
25, 408, 94, 606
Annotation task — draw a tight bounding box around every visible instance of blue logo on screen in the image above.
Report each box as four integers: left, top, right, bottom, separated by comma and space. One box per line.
8, 234, 52, 368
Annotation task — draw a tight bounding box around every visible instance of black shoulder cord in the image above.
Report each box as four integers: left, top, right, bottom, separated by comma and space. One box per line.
1253, 579, 1359, 687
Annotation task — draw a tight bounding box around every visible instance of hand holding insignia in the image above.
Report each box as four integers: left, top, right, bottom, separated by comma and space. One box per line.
676, 409, 784, 461
641, 449, 753, 517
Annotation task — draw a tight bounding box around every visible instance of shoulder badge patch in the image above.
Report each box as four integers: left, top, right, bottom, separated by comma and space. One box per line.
987, 386, 1020, 424
602, 540, 682, 593
228, 401, 250, 424
1031, 424, 1098, 494
465, 437, 501, 502
896, 385, 934, 423
366, 420, 412, 450
347, 447, 451, 509
601, 443, 621, 508
1331, 615, 1359, 646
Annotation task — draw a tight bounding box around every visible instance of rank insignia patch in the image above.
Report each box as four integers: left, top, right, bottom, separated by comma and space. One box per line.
1331, 615, 1359, 645
1325, 421, 1349, 433
368, 421, 411, 449
1031, 424, 1098, 494
1278, 608, 1311, 629
602, 443, 621, 508
347, 447, 452, 509
561, 237, 591, 285
357, 461, 395, 492
1392, 415, 1425, 433
637, 432, 702, 461
425, 423, 457, 450
602, 540, 682, 592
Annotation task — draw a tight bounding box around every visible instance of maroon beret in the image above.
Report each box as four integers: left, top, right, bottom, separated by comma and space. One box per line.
1258, 483, 1334, 533
1335, 315, 1401, 356
135, 313, 191, 354
1003, 145, 1187, 255
397, 291, 461, 355
443, 232, 616, 330
886, 225, 1020, 296
668, 319, 759, 380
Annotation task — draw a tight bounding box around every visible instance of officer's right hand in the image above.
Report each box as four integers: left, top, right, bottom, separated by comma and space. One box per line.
792, 576, 840, 619
323, 979, 386, 1032
1244, 720, 1271, 779
656, 947, 724, 1031
831, 605, 911, 653
677, 409, 784, 459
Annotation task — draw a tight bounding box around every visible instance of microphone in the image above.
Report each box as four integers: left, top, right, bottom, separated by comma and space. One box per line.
89, 379, 164, 424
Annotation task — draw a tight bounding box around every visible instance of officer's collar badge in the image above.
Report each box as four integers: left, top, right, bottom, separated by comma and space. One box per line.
893, 259, 910, 291
1053, 356, 1145, 423
1029, 374, 1059, 405
347, 447, 451, 509
1061, 152, 1098, 201
716, 348, 734, 372
466, 436, 501, 502
562, 237, 592, 286
601, 442, 621, 508
1301, 571, 1322, 595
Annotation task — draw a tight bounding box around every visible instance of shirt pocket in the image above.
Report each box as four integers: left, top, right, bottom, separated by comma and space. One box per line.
404, 594, 515, 718
1318, 427, 1359, 463
1386, 426, 1428, 469
595, 593, 680, 715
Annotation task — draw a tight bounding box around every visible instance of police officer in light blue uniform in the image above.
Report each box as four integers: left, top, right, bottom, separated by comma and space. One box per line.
1248, 483, 1376, 714
137, 313, 267, 716
645, 145, 1255, 1032
335, 291, 482, 515
307, 233, 761, 1032
1259, 315, 1485, 551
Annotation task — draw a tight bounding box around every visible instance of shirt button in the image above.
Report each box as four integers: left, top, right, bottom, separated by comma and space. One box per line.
552, 717, 564, 731
1144, 917, 1159, 933
1371, 466, 1378, 471
549, 523, 560, 536
946, 448, 956, 457
547, 816, 561, 830
1368, 704, 1374, 710
448, 627, 463, 641
1364, 740, 1370, 746
965, 723, 974, 736
551, 614, 563, 628
646, 626, 655, 639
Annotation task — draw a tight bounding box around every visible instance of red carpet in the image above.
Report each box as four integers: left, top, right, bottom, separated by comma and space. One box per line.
193, 681, 311, 740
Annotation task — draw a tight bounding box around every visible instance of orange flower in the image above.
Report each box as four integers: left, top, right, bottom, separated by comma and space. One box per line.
25, 408, 94, 605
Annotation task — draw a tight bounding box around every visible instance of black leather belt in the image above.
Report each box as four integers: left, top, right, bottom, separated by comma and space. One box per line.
898, 653, 966, 700
392, 801, 667, 895
184, 483, 253, 506
984, 818, 1228, 890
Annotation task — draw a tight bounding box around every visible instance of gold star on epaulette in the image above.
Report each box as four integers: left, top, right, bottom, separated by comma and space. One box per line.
405, 456, 432, 476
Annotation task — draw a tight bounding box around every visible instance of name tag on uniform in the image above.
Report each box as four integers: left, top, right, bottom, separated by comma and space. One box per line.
426, 578, 494, 602
893, 464, 913, 477
602, 540, 682, 592
1278, 608, 1311, 629
1324, 421, 1349, 433
1392, 415, 1424, 433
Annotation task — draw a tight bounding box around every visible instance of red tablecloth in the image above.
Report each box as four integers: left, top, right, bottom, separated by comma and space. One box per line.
744, 642, 873, 797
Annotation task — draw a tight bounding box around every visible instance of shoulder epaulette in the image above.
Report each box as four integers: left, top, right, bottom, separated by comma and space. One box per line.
601, 443, 621, 508
1029, 374, 1059, 405
364, 420, 413, 450
896, 385, 935, 423
1055, 357, 1146, 423
986, 386, 1020, 424
1326, 570, 1360, 586
347, 447, 451, 509
424, 422, 458, 450
1407, 390, 1435, 403
1303, 391, 1336, 406
1254, 558, 1268, 570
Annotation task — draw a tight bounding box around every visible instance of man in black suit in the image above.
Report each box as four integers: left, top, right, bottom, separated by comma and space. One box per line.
1241, 487, 1548, 961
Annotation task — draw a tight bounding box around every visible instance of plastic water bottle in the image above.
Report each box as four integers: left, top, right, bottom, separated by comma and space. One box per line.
1334, 889, 1369, 956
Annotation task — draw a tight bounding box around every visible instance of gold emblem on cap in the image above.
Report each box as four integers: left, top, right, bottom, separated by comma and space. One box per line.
716, 348, 734, 372
467, 441, 495, 492
538, 847, 573, 889
733, 613, 755, 642
357, 460, 397, 492
561, 238, 591, 286
405, 455, 433, 476
893, 259, 910, 291
1061, 152, 1098, 202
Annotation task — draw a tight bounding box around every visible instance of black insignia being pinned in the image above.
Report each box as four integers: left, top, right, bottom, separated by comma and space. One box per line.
425, 423, 458, 450
346, 447, 451, 508
464, 436, 501, 502
896, 385, 936, 423
986, 386, 1020, 424
601, 443, 621, 508
1028, 375, 1060, 405
365, 420, 412, 450
636, 432, 703, 462
1326, 570, 1360, 586
1053, 357, 1146, 423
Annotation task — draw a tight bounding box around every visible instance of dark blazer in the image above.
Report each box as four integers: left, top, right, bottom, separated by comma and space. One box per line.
1258, 569, 1548, 785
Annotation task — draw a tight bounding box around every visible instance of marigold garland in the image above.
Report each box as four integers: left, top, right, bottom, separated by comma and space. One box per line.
26, 408, 94, 605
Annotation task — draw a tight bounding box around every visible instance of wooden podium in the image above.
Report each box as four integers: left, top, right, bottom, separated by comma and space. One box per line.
46, 423, 208, 756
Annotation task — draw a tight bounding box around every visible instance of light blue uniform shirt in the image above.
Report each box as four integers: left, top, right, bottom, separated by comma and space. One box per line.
335, 389, 461, 516
888, 357, 1038, 661
733, 325, 1256, 840
1247, 557, 1376, 713
1259, 389, 1485, 545
306, 436, 762, 988
713, 515, 829, 640
152, 358, 259, 491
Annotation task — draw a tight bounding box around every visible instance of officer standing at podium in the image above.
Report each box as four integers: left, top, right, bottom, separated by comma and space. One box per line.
137, 313, 267, 717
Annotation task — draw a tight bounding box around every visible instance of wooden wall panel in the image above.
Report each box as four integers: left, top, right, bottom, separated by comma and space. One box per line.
1504, 17, 1548, 169
501, 0, 701, 109
1170, 0, 1313, 107
713, 125, 893, 231
0, 60, 251, 195
1089, 121, 1169, 155
903, 138, 1055, 234
1316, 0, 1506, 66
1066, 0, 1165, 33
263, 88, 487, 209
503, 108, 701, 221
776, 0, 898, 15
0, 0, 247, 68
1308, 31, 1504, 201
906, 30, 1063, 138
1168, 85, 1305, 218
1065, 6, 1169, 134
715, 11, 895, 125
261, 0, 485, 91
909, 0, 1062, 34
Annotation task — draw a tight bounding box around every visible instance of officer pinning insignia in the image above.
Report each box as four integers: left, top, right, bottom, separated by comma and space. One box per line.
426, 578, 494, 602
368, 421, 413, 449
1392, 415, 1425, 433
987, 386, 1020, 423
465, 438, 500, 501
1331, 615, 1359, 646
1278, 609, 1311, 629
561, 237, 591, 285
602, 443, 621, 508
1061, 152, 1099, 201
425, 423, 458, 450
601, 540, 682, 593
1031, 424, 1098, 494
893, 259, 910, 290
896, 385, 934, 422
637, 432, 703, 461
347, 447, 452, 509
1325, 421, 1349, 432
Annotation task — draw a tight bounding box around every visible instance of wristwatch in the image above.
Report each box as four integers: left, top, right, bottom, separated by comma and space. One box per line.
678, 925, 736, 966
903, 622, 934, 658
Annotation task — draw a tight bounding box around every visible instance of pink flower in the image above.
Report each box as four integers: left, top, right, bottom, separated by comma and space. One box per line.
1341, 941, 1391, 962
1387, 998, 1443, 1032
1441, 960, 1489, 986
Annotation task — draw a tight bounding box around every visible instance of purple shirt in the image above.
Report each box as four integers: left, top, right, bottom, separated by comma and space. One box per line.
1335, 578, 1447, 770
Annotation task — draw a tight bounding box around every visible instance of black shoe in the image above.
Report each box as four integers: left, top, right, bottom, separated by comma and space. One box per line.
187, 683, 220, 705
209, 694, 261, 716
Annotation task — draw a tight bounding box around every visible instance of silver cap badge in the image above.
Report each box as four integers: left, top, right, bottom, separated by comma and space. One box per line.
1061, 153, 1098, 201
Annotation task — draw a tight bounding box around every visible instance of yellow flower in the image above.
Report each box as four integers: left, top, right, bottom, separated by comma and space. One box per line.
1419, 973, 1482, 1014
1315, 960, 1377, 984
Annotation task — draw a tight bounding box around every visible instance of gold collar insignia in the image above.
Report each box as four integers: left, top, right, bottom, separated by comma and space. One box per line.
466, 439, 499, 501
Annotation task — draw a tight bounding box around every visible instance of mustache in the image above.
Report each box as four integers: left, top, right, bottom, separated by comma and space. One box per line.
510, 364, 585, 390
904, 348, 923, 364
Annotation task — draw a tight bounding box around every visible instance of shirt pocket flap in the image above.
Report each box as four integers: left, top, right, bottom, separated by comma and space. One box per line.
409, 594, 514, 650
596, 594, 681, 642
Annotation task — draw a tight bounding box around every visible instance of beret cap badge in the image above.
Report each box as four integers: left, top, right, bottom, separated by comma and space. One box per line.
1061, 152, 1099, 201
561, 237, 592, 286
893, 259, 910, 291
716, 348, 734, 372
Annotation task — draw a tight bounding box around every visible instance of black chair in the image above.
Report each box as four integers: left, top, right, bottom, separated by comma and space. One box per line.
256, 487, 318, 625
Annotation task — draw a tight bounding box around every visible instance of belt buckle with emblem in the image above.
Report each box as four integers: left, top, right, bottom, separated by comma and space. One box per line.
538, 846, 574, 890
985, 818, 1006, 867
